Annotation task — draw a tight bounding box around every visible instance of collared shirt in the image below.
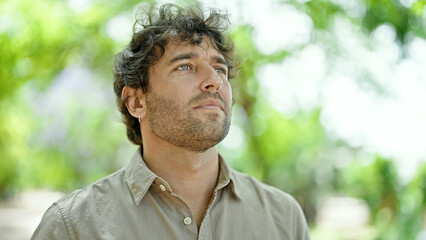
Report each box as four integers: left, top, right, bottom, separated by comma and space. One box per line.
31, 148, 310, 240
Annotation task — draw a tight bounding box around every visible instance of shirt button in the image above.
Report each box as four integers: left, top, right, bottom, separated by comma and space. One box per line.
183, 217, 192, 225
159, 184, 166, 192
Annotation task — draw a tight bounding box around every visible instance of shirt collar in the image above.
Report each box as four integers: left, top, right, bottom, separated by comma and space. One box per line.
125, 147, 242, 205
217, 155, 243, 201
125, 148, 157, 205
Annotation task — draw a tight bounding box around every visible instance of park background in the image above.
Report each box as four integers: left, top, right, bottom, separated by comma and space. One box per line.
1, 0, 426, 239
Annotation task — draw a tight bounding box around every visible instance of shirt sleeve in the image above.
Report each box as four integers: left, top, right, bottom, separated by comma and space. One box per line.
292, 200, 311, 240
31, 204, 72, 240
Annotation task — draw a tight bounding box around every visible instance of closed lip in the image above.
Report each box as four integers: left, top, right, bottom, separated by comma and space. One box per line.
194, 99, 224, 111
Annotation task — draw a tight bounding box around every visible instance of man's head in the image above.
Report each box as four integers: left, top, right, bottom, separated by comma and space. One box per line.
113, 4, 237, 149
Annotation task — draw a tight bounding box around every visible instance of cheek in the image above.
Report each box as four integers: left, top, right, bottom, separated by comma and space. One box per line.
221, 83, 233, 106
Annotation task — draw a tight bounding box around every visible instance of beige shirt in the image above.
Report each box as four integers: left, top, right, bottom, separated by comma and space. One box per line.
32, 148, 310, 240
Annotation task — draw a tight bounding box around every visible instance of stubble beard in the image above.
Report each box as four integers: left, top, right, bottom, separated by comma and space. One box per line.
145, 91, 231, 153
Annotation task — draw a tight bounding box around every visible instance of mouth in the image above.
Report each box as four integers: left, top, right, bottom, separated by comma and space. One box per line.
193, 99, 225, 112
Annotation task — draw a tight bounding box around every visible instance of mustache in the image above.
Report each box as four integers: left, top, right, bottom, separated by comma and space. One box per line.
189, 92, 229, 110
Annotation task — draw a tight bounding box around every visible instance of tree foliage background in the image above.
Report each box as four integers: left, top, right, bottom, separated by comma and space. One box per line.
1, 0, 426, 239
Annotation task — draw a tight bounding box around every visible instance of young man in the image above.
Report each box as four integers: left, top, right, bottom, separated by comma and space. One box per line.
32, 4, 310, 239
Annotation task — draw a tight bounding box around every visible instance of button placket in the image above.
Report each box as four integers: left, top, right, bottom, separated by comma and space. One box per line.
168, 194, 196, 229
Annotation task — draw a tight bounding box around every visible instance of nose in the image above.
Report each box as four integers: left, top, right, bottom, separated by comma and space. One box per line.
200, 65, 223, 92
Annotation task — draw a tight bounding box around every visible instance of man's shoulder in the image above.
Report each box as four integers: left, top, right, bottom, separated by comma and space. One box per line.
230, 168, 301, 210
32, 168, 133, 239
225, 168, 310, 239
53, 168, 128, 210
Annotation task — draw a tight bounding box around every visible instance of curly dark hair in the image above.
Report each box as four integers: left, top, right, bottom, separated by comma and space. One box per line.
113, 3, 237, 146
114, 4, 236, 145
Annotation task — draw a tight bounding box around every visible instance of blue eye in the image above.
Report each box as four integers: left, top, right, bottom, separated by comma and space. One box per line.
216, 68, 226, 75
178, 64, 191, 70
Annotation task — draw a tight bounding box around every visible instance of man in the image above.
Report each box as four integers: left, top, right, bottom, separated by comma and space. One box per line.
32, 4, 310, 240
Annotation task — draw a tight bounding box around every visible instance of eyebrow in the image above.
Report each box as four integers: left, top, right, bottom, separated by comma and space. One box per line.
213, 56, 229, 68
168, 52, 229, 68
168, 52, 198, 65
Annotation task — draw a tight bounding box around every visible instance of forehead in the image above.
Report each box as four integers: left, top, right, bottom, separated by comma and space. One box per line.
161, 37, 223, 60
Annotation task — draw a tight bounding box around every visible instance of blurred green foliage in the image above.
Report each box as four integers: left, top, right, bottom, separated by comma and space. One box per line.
1, 0, 425, 238
0, 0, 142, 195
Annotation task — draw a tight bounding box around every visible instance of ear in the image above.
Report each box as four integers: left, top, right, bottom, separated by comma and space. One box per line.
121, 86, 146, 121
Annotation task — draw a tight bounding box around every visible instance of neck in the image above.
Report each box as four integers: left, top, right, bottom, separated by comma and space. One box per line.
141, 129, 220, 227
143, 142, 219, 186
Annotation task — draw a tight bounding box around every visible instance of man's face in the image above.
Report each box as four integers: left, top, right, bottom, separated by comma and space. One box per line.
144, 36, 232, 152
